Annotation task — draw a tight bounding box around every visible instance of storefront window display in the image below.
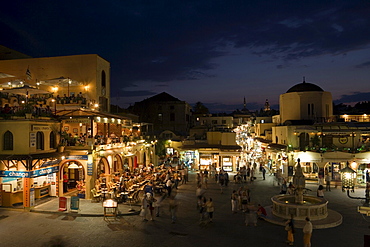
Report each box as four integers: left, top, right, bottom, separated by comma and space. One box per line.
200, 154, 212, 171
324, 162, 343, 181
222, 157, 233, 172
296, 162, 319, 179
357, 163, 370, 185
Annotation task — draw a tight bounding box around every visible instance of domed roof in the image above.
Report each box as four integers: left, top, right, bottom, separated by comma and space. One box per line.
286, 79, 324, 93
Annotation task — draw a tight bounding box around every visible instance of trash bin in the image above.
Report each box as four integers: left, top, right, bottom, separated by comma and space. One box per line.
70, 196, 80, 212
103, 199, 118, 220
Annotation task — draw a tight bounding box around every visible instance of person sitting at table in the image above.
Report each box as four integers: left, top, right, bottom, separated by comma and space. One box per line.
95, 179, 101, 192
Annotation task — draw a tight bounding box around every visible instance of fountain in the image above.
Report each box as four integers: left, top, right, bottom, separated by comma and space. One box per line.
271, 158, 328, 220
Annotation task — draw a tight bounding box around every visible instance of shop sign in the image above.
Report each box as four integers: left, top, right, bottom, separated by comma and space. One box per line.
30, 132, 36, 148
87, 163, 93, 176
65, 155, 88, 160
30, 166, 59, 178
64, 119, 90, 124
40, 187, 49, 196
0, 170, 30, 178
23, 178, 30, 208
32, 125, 50, 131
30, 188, 35, 207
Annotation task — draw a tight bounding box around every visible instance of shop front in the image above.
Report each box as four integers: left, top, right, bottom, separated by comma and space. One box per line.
58, 155, 88, 198
0, 165, 58, 207
220, 156, 233, 172
199, 154, 213, 171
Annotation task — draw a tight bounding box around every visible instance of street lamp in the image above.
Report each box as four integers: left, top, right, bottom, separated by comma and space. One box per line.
340, 161, 370, 212
51, 98, 57, 114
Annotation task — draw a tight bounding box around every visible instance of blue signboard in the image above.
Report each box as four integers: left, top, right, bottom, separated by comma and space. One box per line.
65, 155, 88, 160
0, 166, 59, 178
87, 163, 93, 176
0, 170, 30, 178
30, 166, 59, 178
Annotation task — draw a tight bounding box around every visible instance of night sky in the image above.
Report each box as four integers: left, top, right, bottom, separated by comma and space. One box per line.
1, 0, 370, 113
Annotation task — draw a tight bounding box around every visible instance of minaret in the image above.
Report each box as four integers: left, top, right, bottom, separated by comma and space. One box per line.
241, 97, 248, 112
264, 99, 270, 111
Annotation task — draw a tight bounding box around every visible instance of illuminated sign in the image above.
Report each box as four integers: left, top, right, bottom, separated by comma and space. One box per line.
0, 171, 30, 178
65, 155, 88, 160
32, 125, 51, 131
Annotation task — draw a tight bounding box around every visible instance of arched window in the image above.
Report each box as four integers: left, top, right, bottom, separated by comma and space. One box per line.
3, 131, 13, 150
36, 131, 44, 150
49, 131, 56, 149
101, 70, 106, 88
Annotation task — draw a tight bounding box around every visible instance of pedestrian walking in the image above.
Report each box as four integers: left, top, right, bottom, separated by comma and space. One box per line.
166, 178, 173, 197
196, 185, 206, 209
224, 171, 229, 186
231, 190, 238, 214
325, 172, 331, 191
241, 191, 249, 211
244, 207, 257, 226
285, 216, 295, 246
181, 168, 186, 184
199, 196, 207, 222
153, 191, 163, 217
262, 167, 266, 180
140, 193, 150, 221
218, 171, 225, 194
205, 198, 214, 222
196, 173, 202, 187
303, 217, 313, 247
63, 172, 69, 193
203, 171, 208, 189
280, 180, 288, 194
146, 193, 155, 221
168, 195, 179, 224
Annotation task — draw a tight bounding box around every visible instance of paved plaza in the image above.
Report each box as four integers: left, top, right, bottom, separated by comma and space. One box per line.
0, 171, 370, 247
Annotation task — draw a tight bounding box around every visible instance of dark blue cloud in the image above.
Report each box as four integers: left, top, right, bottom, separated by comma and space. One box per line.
1, 0, 370, 105
355, 61, 370, 68
334, 92, 370, 104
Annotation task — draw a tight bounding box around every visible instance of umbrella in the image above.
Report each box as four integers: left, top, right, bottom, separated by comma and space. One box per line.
39, 77, 82, 97
0, 79, 29, 88
1, 85, 51, 95
39, 77, 81, 86
0, 72, 15, 79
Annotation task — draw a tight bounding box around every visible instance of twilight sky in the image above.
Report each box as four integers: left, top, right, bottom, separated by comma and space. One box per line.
1, 0, 370, 113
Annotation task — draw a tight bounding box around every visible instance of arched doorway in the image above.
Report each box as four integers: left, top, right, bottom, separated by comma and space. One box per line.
299, 133, 309, 151
113, 154, 123, 173
59, 160, 85, 195
97, 157, 110, 178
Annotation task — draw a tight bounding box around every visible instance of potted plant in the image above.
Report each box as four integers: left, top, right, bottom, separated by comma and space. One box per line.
24, 103, 34, 119
51, 124, 67, 152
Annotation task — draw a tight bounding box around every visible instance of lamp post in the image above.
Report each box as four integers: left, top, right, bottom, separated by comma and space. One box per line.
340, 161, 370, 207
51, 98, 56, 115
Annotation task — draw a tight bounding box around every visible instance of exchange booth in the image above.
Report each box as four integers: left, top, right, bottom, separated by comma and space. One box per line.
0, 166, 58, 207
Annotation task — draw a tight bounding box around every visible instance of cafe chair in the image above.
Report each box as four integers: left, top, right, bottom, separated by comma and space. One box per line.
126, 190, 140, 211
91, 188, 102, 202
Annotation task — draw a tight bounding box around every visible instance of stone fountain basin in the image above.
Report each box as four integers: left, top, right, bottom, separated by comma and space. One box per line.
271, 195, 328, 220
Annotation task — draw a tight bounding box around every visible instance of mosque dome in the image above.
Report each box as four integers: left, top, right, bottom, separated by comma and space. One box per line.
286, 79, 324, 93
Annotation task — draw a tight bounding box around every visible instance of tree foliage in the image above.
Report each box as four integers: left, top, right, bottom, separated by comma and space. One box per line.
193, 102, 209, 114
